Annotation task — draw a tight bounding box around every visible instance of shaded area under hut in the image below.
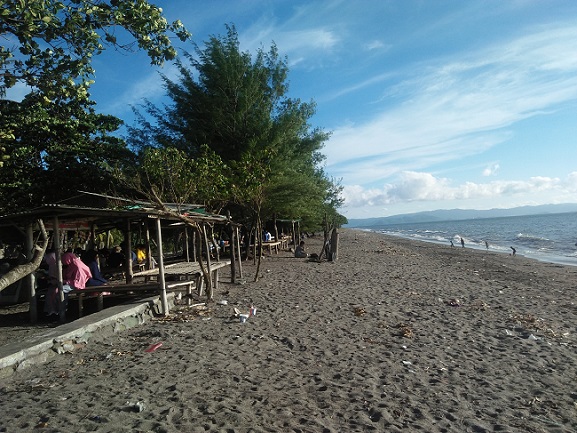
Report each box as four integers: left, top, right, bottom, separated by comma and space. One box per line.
0, 192, 243, 324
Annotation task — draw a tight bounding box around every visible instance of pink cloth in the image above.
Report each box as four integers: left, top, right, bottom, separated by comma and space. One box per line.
62, 252, 92, 290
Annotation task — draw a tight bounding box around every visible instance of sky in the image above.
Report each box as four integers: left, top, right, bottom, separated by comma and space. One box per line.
46, 1, 577, 218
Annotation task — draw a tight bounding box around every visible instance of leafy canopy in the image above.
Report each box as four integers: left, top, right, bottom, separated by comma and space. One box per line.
0, 0, 190, 100
128, 25, 344, 230
0, 0, 191, 211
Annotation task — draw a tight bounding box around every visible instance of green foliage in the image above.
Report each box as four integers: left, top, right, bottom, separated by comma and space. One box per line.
0, 0, 191, 213
124, 145, 229, 208
128, 24, 345, 229
0, 94, 134, 212
0, 0, 190, 100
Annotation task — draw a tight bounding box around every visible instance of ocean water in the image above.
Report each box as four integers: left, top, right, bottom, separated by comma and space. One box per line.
366, 212, 577, 267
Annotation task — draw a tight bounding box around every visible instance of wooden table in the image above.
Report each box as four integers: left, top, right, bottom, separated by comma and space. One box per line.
133, 260, 231, 297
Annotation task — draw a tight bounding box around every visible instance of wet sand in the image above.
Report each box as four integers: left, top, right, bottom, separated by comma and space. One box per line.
1, 228, 576, 432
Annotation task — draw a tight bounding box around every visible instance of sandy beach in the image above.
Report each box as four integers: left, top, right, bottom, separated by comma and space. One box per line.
1, 228, 577, 432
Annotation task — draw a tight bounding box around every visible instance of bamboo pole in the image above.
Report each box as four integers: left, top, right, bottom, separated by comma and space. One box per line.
236, 226, 243, 278
144, 219, 153, 270
202, 224, 214, 300
25, 223, 37, 323
229, 222, 236, 284
53, 216, 66, 323
124, 219, 133, 283
184, 226, 190, 262
155, 217, 169, 315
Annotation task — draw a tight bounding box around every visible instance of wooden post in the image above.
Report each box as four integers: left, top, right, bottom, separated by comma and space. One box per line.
124, 219, 133, 283
192, 230, 197, 262
330, 228, 339, 261
25, 223, 37, 323
53, 217, 66, 323
229, 221, 236, 284
184, 226, 190, 262
155, 217, 169, 316
88, 223, 96, 250
236, 226, 243, 278
202, 224, 213, 300
145, 219, 153, 270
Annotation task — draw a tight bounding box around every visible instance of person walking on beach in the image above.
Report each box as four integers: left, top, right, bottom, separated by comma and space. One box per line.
510, 246, 516, 256
485, 241, 489, 250
460, 237, 465, 248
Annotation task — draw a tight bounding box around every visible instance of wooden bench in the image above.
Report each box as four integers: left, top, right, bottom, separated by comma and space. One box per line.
279, 237, 290, 250
250, 242, 281, 255
68, 280, 196, 317
133, 260, 231, 297
68, 282, 158, 317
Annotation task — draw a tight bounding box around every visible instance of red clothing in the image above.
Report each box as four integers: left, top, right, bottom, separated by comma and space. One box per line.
62, 252, 92, 290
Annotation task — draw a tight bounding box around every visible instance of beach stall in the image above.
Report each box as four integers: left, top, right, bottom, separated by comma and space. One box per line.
0, 192, 238, 323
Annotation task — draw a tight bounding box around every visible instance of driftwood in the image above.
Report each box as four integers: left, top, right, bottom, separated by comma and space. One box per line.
0, 219, 49, 292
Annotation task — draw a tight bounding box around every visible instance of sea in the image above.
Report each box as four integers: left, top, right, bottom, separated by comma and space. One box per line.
364, 212, 577, 267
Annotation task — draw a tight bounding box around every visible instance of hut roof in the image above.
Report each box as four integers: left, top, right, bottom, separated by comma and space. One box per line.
0, 192, 227, 240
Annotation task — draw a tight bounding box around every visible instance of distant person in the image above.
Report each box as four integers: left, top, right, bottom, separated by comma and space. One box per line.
460, 237, 465, 248
450, 240, 454, 247
294, 241, 308, 258
485, 241, 489, 250
263, 230, 272, 242
510, 246, 516, 256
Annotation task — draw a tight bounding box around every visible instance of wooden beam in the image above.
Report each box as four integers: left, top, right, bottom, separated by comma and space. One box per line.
156, 217, 169, 315
25, 223, 37, 324
53, 216, 66, 323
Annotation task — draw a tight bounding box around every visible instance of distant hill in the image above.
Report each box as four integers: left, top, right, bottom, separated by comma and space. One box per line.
345, 203, 577, 228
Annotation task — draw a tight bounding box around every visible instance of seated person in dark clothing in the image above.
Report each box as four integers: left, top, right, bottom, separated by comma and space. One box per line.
107, 246, 125, 268
82, 249, 108, 286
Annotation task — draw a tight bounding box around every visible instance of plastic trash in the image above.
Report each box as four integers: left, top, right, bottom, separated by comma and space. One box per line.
145, 342, 163, 352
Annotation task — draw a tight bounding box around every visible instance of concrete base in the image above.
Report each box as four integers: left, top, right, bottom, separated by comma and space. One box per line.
0, 293, 174, 378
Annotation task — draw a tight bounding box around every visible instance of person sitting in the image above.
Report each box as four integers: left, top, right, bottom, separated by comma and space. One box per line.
263, 230, 272, 242
82, 249, 108, 286
294, 241, 308, 258
107, 245, 125, 268
62, 252, 92, 292
42, 251, 59, 317
135, 244, 147, 264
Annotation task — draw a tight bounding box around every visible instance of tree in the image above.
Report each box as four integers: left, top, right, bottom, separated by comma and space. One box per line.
1, 0, 190, 99
0, 0, 191, 291
128, 25, 343, 234
0, 93, 134, 212
0, 0, 191, 166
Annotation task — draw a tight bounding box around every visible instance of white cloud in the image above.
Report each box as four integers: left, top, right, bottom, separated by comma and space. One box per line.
241, 22, 339, 64
482, 163, 500, 177
341, 171, 577, 213
102, 63, 180, 116
363, 40, 390, 52
324, 24, 577, 186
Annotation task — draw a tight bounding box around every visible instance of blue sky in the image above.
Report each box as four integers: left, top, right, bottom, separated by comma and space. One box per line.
63, 1, 577, 218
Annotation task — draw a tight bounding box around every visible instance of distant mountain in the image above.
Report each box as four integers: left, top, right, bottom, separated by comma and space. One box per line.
345, 203, 577, 228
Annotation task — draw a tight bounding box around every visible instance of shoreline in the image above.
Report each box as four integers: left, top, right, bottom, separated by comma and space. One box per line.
362, 227, 577, 268
1, 228, 577, 432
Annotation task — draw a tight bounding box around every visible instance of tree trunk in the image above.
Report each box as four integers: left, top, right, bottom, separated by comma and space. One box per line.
0, 219, 48, 292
